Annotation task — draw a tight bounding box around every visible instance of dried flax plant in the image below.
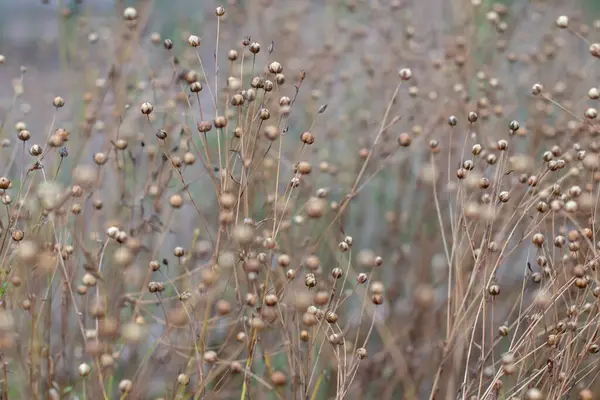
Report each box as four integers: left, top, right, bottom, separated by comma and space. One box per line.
2, 1, 600, 399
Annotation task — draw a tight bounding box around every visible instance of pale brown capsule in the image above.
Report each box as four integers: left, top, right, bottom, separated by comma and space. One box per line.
188, 35, 201, 47
271, 371, 287, 386
532, 233, 545, 247
300, 132, 314, 145
249, 42, 261, 54
214, 116, 227, 128
398, 133, 411, 147
140, 102, 153, 115
53, 96, 65, 108
305, 273, 317, 288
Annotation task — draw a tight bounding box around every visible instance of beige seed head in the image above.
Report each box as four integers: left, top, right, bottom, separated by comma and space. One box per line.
297, 161, 312, 174
15, 121, 26, 132
579, 389, 593, 400
150, 32, 161, 44
122, 322, 146, 342
78, 363, 91, 377
0, 177, 9, 190
53, 96, 65, 108
188, 35, 201, 47
140, 102, 153, 115
271, 371, 287, 386
169, 193, 183, 208
118, 379, 132, 393
398, 68, 412, 80
306, 197, 327, 218
371, 281, 384, 295
204, 350, 218, 363
264, 125, 279, 141
233, 224, 254, 245
123, 7, 137, 20
556, 15, 569, 28
532, 233, 545, 247
305, 273, 317, 288
177, 373, 190, 386
356, 347, 368, 359
300, 131, 314, 144
100, 353, 114, 368
525, 388, 543, 400
586, 108, 598, 119
268, 61, 283, 74
94, 152, 107, 165
227, 76, 240, 90
17, 129, 30, 141
249, 42, 261, 54
114, 247, 133, 266
398, 133, 411, 147
214, 115, 227, 128
82, 273, 97, 287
